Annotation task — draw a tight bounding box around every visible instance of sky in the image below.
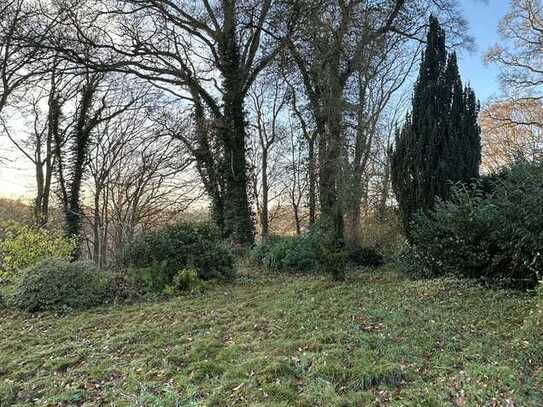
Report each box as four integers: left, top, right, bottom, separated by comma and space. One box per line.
457, 0, 509, 103
0, 0, 511, 200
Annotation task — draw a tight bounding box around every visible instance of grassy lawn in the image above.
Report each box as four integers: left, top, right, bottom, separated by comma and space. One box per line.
1, 266, 542, 406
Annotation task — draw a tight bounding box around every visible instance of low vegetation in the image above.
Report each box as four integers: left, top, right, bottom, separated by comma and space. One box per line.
251, 227, 383, 276
8, 259, 110, 312
0, 223, 76, 281
117, 222, 235, 292
1, 1, 543, 405
402, 162, 543, 287
1, 267, 541, 406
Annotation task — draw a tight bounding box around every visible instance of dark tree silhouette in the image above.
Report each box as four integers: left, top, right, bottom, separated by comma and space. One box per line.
391, 16, 481, 236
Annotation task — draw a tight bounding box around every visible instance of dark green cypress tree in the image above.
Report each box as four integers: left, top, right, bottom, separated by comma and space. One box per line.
391, 16, 481, 236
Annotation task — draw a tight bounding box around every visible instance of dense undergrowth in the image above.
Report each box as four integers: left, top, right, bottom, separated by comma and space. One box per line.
251, 227, 384, 275
400, 162, 543, 287
1, 266, 541, 406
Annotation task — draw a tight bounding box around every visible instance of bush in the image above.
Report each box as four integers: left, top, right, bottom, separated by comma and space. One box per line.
118, 222, 234, 290
109, 272, 147, 303
252, 234, 315, 273
318, 242, 347, 278
122, 263, 175, 293
165, 268, 205, 294
9, 258, 110, 312
355, 211, 403, 259
252, 226, 381, 275
403, 161, 543, 287
0, 223, 76, 281
345, 244, 384, 268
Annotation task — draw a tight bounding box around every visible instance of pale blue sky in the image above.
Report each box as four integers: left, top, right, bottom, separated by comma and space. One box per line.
457, 0, 509, 104
0, 1, 512, 198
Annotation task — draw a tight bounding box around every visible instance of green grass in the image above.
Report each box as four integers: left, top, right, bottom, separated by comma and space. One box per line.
1, 266, 542, 406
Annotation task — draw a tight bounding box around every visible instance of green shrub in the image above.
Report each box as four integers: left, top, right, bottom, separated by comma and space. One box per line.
252, 226, 381, 275
404, 161, 543, 287
252, 234, 319, 273
9, 258, 110, 312
394, 240, 436, 278
118, 222, 234, 290
0, 223, 76, 281
356, 211, 403, 259
318, 242, 347, 279
345, 244, 384, 268
165, 268, 205, 294
124, 263, 173, 293
109, 271, 147, 303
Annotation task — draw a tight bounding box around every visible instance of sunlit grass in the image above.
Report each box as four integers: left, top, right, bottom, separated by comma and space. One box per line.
1, 266, 541, 406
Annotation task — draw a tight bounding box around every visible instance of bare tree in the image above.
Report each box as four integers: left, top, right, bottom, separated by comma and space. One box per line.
87, 101, 148, 266
282, 117, 309, 235
480, 100, 543, 172
87, 112, 198, 266
2, 90, 57, 226
486, 0, 543, 103
53, 72, 139, 257
248, 76, 288, 237
343, 33, 420, 238
0, 0, 49, 115
105, 136, 198, 258
484, 0, 543, 167
154, 102, 226, 234
1, 58, 78, 226
46, 0, 300, 245
288, 87, 318, 226
285, 0, 424, 250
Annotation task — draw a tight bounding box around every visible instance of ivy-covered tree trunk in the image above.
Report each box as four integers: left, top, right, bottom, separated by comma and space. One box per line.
318, 76, 345, 248
65, 78, 100, 257
192, 92, 226, 234
319, 133, 344, 245
218, 8, 255, 246
219, 95, 254, 246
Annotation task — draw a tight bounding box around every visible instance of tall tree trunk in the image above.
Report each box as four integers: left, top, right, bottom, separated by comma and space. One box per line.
348, 127, 373, 239
191, 91, 225, 233
318, 85, 345, 280
319, 99, 345, 246
378, 151, 392, 221
34, 162, 45, 226
346, 74, 377, 240
307, 136, 316, 226
219, 103, 254, 245
34, 79, 61, 227
260, 149, 269, 237
41, 136, 53, 225
101, 186, 109, 268
93, 184, 103, 268
349, 147, 364, 240
65, 76, 101, 258
292, 199, 301, 235
218, 4, 255, 246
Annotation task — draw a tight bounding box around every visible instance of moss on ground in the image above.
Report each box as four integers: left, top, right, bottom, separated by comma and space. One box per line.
0, 267, 541, 406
